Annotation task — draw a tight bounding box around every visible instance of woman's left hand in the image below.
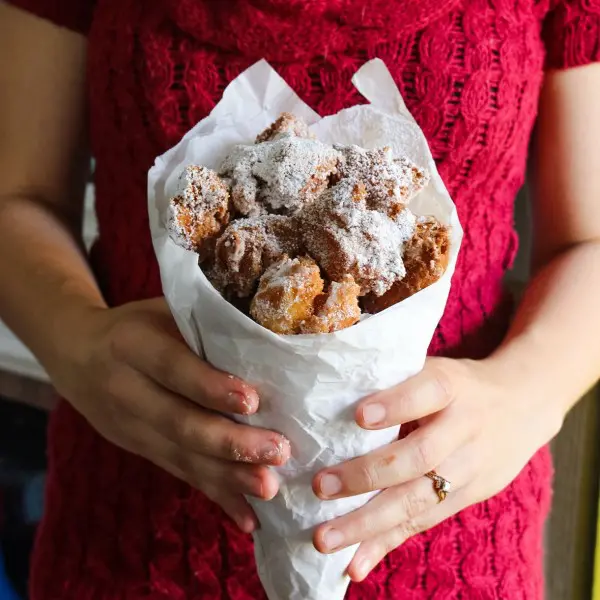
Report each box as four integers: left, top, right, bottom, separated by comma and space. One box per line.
312, 356, 562, 582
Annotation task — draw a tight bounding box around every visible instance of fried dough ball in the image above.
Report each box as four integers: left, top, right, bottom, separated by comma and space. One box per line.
301, 180, 414, 296
208, 215, 303, 298
300, 275, 361, 334
363, 217, 451, 313
219, 136, 341, 217
250, 256, 324, 335
256, 112, 315, 143
335, 145, 430, 219
168, 165, 230, 259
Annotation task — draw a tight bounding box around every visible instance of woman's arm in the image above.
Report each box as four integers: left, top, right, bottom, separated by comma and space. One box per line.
312, 63, 600, 579
0, 3, 101, 371
501, 64, 600, 416
0, 4, 290, 533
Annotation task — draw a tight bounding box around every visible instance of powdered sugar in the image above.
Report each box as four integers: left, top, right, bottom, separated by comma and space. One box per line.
394, 208, 417, 242
250, 256, 324, 334
220, 135, 341, 216
256, 112, 315, 143
210, 214, 303, 297
302, 180, 416, 296
335, 145, 429, 218
258, 257, 319, 305
167, 165, 230, 252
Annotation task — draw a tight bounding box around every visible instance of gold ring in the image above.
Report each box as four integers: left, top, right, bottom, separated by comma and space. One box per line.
425, 470, 451, 503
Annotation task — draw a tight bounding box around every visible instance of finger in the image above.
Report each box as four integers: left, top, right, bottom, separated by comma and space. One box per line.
117, 318, 259, 415
156, 452, 259, 533
356, 359, 460, 429
314, 413, 470, 498
122, 423, 259, 532
116, 369, 290, 466
347, 487, 466, 582
126, 412, 280, 499
168, 449, 280, 501
314, 458, 465, 554
216, 493, 260, 534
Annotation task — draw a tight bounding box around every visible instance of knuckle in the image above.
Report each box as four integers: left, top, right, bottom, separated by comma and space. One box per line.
402, 518, 423, 539
413, 437, 437, 474
357, 462, 377, 492
222, 430, 243, 461
428, 359, 460, 405
384, 527, 405, 554
153, 346, 179, 388
104, 368, 129, 402
108, 319, 141, 362
170, 446, 192, 477
399, 488, 430, 520
170, 409, 198, 448
354, 512, 378, 540
395, 389, 416, 415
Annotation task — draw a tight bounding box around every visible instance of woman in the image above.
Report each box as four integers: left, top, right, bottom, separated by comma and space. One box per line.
1, 1, 599, 598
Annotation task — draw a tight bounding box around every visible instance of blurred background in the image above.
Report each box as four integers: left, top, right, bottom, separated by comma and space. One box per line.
0, 183, 599, 599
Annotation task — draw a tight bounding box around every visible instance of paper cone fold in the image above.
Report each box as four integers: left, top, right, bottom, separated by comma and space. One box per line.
148, 58, 463, 600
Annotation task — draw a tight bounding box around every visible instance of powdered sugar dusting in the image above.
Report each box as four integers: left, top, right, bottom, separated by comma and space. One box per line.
394, 208, 417, 242
302, 181, 411, 296
256, 112, 315, 143
210, 214, 303, 297
301, 275, 361, 334
323, 280, 360, 328
220, 135, 341, 216
256, 257, 320, 319
171, 113, 439, 331
167, 165, 230, 252
250, 256, 324, 334
335, 145, 429, 219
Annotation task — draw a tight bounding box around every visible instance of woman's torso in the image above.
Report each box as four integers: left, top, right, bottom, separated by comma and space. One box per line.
31, 2, 557, 598
88, 0, 551, 358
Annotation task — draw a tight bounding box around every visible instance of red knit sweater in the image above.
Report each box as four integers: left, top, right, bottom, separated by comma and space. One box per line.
8, 0, 600, 598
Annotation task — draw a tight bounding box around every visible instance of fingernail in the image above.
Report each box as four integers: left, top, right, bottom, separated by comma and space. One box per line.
323, 528, 344, 551
362, 403, 386, 426
355, 558, 371, 580
260, 437, 288, 463
237, 515, 256, 534
320, 473, 342, 497
228, 391, 254, 414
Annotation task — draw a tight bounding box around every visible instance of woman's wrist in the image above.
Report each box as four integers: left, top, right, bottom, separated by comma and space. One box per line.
35, 294, 108, 382
484, 335, 568, 439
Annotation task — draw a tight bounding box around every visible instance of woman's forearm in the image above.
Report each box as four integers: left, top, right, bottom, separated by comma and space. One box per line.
0, 7, 102, 373
0, 193, 106, 372
491, 240, 600, 422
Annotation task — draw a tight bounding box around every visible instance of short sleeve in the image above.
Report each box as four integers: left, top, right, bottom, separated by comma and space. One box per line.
543, 0, 600, 69
6, 0, 95, 34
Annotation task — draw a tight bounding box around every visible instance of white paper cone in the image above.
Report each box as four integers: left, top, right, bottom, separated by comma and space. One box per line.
148, 59, 463, 600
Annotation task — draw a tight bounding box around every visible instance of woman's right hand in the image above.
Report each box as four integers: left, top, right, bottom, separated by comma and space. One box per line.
46, 297, 289, 533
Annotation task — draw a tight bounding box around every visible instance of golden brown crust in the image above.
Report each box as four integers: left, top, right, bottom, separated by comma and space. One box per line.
209, 215, 303, 298
174, 114, 447, 334
250, 256, 324, 335
256, 112, 315, 143
168, 166, 230, 260
220, 135, 341, 217
335, 145, 430, 220
300, 275, 361, 334
301, 180, 412, 296
362, 218, 450, 313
